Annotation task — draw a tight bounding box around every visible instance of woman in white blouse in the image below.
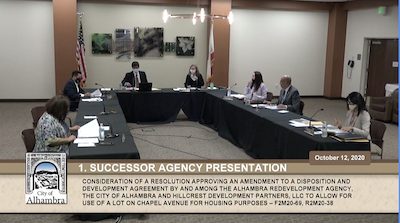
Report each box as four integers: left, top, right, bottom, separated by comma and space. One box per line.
334, 92, 371, 139
244, 71, 267, 103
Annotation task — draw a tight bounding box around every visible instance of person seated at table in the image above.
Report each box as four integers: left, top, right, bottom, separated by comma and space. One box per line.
244, 71, 267, 103
268, 75, 301, 114
334, 92, 371, 139
63, 71, 91, 111
34, 95, 80, 156
121, 61, 148, 88
184, 64, 204, 88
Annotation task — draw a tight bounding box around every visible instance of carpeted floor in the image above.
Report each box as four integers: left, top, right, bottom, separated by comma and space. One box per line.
0, 98, 398, 222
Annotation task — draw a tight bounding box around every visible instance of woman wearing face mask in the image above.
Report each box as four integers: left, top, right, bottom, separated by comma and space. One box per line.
334, 92, 371, 139
184, 65, 204, 88
244, 71, 267, 103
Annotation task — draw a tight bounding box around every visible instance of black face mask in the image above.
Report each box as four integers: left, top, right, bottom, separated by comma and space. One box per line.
75, 78, 81, 83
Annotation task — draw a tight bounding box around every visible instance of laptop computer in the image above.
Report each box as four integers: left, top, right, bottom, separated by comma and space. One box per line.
333, 132, 367, 141
138, 82, 152, 92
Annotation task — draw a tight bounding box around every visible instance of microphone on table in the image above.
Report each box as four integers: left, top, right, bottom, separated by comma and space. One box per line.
228, 83, 237, 89
95, 82, 113, 99
95, 82, 106, 89
304, 108, 324, 136
95, 82, 111, 93
99, 117, 119, 138
100, 100, 110, 115
224, 83, 237, 100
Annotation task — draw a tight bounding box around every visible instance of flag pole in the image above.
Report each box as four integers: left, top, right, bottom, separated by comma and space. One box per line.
76, 12, 87, 88
206, 19, 214, 87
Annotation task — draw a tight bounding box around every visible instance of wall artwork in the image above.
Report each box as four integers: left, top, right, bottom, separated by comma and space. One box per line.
134, 27, 164, 57
176, 36, 195, 56
115, 29, 132, 60
91, 33, 112, 54
164, 42, 176, 52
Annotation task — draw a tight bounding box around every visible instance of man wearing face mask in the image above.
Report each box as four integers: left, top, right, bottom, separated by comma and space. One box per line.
63, 71, 91, 111
334, 92, 371, 139
184, 64, 204, 88
121, 61, 148, 88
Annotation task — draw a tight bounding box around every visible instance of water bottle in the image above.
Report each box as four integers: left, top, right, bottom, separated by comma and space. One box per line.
322, 121, 328, 138
227, 88, 231, 97
99, 123, 105, 141
119, 82, 122, 90
245, 98, 251, 106
210, 82, 214, 89
122, 133, 126, 143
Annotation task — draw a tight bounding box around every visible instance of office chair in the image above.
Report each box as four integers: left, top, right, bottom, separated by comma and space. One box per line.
31, 106, 46, 128
21, 129, 35, 152
370, 119, 386, 159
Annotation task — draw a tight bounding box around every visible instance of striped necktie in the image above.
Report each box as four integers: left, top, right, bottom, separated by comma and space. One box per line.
135, 73, 139, 88
281, 90, 287, 104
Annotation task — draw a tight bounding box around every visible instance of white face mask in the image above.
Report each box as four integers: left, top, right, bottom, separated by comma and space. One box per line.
190, 69, 196, 74
349, 104, 357, 110
133, 68, 139, 73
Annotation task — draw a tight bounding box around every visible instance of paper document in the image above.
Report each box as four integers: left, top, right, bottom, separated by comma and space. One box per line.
173, 88, 186, 91
231, 94, 246, 100
290, 118, 323, 126
78, 143, 96, 148
277, 110, 289, 113
207, 87, 218, 90
84, 115, 98, 119
91, 89, 102, 97
266, 105, 278, 110
251, 104, 268, 109
152, 88, 161, 91
173, 88, 190, 92
74, 138, 99, 144
125, 87, 134, 91
314, 125, 346, 134
82, 98, 103, 102
101, 88, 112, 91
78, 119, 100, 138
289, 122, 308, 127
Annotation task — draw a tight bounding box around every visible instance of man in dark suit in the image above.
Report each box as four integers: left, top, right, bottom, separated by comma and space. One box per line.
277, 75, 301, 114
63, 71, 91, 111
121, 61, 148, 88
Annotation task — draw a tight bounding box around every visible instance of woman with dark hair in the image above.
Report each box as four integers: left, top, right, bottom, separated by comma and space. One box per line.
334, 92, 371, 139
34, 95, 80, 155
184, 64, 204, 88
244, 71, 267, 103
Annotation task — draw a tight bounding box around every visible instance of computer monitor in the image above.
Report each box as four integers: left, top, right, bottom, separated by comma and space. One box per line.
139, 82, 152, 91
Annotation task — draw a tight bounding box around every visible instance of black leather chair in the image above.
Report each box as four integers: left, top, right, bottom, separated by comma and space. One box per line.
299, 101, 305, 116
21, 129, 35, 152
370, 120, 386, 159
31, 106, 46, 128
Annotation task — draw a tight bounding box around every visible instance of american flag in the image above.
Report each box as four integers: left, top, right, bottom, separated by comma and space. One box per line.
76, 18, 87, 88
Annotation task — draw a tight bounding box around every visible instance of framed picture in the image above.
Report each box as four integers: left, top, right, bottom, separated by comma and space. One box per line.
115, 29, 132, 60
164, 42, 176, 52
134, 27, 164, 57
176, 36, 195, 56
91, 33, 112, 54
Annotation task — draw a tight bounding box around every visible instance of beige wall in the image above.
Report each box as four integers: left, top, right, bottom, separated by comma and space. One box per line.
77, 3, 208, 89
0, 0, 55, 99
229, 9, 329, 96
342, 6, 399, 98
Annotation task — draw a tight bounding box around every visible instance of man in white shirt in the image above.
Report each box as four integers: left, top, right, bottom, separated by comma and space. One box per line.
63, 71, 91, 111
121, 61, 148, 88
